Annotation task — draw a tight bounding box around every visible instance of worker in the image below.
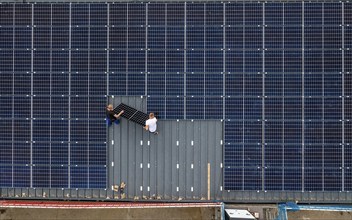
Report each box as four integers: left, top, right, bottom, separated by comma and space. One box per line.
144, 112, 158, 135
106, 104, 124, 126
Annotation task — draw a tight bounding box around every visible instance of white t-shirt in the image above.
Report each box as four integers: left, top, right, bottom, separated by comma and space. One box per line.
146, 117, 157, 132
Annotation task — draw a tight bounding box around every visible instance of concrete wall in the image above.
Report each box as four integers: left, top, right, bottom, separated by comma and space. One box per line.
0, 207, 221, 220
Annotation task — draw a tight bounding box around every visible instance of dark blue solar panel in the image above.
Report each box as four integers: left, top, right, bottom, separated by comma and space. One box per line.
90, 73, 107, 95
0, 143, 13, 164
147, 97, 165, 119
167, 4, 184, 26
305, 27, 323, 49
187, 27, 204, 49
304, 98, 323, 120
52, 4, 69, 26
15, 27, 31, 49
89, 121, 106, 143
265, 27, 283, 50
283, 121, 302, 143
148, 51, 166, 72
265, 51, 283, 72
148, 27, 166, 49
71, 167, 88, 188
15, 4, 31, 26
284, 27, 302, 49
243, 168, 262, 190
90, 4, 107, 26
244, 51, 262, 73
110, 27, 127, 49
34, 51, 51, 72
34, 27, 51, 49
128, 27, 145, 49
165, 74, 183, 96
324, 121, 342, 144
0, 166, 12, 187
166, 50, 183, 72
205, 51, 223, 72
205, 27, 223, 49
51, 166, 68, 188
89, 143, 106, 165
33, 166, 50, 187
71, 143, 88, 165
128, 4, 145, 26
187, 3, 204, 26
110, 4, 127, 25
225, 3, 243, 26
13, 166, 30, 187
205, 3, 223, 26
127, 73, 145, 95
90, 27, 107, 49
265, 168, 283, 190
89, 166, 106, 188
226, 27, 244, 50
265, 98, 282, 120
265, 3, 283, 26
52, 27, 69, 49
165, 97, 183, 119
72, 4, 89, 26
225, 97, 243, 120
0, 120, 13, 142
14, 51, 31, 72
109, 73, 127, 95
128, 51, 145, 72
71, 121, 88, 143
186, 97, 204, 119
0, 4, 13, 26
265, 121, 283, 143
186, 51, 204, 73
0, 28, 13, 50
33, 120, 50, 142
52, 96, 69, 118
244, 98, 261, 120
243, 121, 262, 143
205, 97, 223, 119
304, 3, 322, 25
72, 27, 89, 49
13, 143, 30, 164
186, 74, 204, 96
71, 96, 88, 119
51, 143, 68, 165
305, 168, 323, 191
147, 74, 165, 96
51, 121, 68, 142
244, 3, 262, 26
244, 27, 262, 49
33, 143, 50, 165
0, 51, 13, 72
0, 97, 12, 118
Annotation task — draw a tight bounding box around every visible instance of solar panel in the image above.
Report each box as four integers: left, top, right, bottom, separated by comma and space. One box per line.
114, 103, 149, 126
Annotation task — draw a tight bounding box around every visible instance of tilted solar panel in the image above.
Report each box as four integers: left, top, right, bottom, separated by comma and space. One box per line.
113, 103, 149, 126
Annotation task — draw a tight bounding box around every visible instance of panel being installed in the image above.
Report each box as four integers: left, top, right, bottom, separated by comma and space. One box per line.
114, 103, 149, 126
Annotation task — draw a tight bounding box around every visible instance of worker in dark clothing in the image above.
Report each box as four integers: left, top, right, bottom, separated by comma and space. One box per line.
106, 104, 124, 126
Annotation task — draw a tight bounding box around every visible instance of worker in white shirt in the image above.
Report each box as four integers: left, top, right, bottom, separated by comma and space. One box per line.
144, 112, 158, 135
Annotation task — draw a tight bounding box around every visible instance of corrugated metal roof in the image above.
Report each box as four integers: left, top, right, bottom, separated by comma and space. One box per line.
108, 96, 224, 201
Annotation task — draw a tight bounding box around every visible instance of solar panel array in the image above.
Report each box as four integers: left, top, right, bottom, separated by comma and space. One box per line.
0, 2, 351, 192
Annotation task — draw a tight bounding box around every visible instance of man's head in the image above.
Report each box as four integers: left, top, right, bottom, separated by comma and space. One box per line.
107, 104, 113, 111
149, 112, 155, 119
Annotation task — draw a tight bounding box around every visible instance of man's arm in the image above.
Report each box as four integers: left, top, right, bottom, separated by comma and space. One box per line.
114, 110, 124, 118
144, 120, 149, 130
